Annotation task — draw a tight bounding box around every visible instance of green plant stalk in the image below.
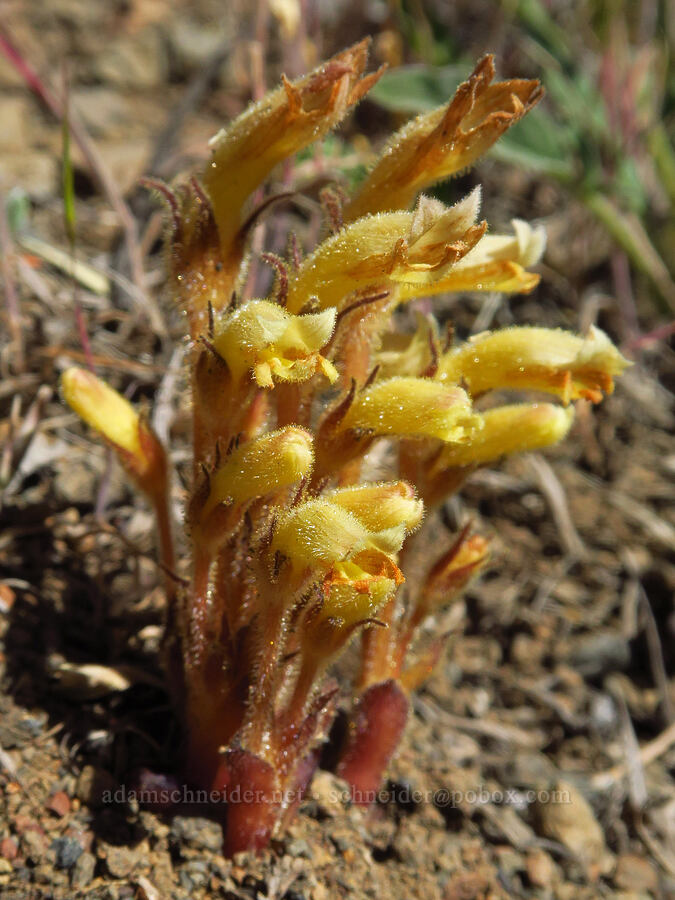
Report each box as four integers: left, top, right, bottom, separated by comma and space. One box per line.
647, 123, 675, 208
582, 191, 675, 314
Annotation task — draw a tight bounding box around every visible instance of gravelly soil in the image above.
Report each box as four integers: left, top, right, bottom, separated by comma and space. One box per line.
1, 2, 674, 898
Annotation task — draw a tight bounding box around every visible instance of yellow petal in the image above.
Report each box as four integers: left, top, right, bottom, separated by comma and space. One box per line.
345, 55, 542, 221
396, 218, 545, 301
213, 300, 337, 386
62, 367, 142, 459
61, 368, 166, 498
437, 325, 631, 403
271, 494, 411, 576
317, 577, 396, 629
375, 315, 440, 379
272, 499, 371, 570
327, 481, 424, 534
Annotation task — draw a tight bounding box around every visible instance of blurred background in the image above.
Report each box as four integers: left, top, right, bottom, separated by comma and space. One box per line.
0, 2, 674, 898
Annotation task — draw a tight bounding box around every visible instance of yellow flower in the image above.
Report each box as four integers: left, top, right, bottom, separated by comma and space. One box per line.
204, 40, 382, 252
437, 325, 631, 403
337, 377, 480, 442
396, 218, 545, 301
61, 368, 165, 498
285, 190, 485, 313
345, 55, 542, 221
200, 427, 314, 521
271, 496, 409, 574
435, 403, 575, 469
315, 577, 395, 631
213, 300, 338, 387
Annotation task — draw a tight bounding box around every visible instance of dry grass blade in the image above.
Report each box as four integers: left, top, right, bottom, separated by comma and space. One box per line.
526, 453, 586, 559
0, 29, 165, 336
591, 719, 675, 790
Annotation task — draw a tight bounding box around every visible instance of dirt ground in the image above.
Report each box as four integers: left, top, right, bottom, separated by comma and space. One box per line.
1, 2, 674, 898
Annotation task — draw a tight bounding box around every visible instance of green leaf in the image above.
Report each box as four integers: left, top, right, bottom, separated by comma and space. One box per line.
490, 107, 577, 182
367, 64, 466, 114
614, 156, 648, 215
5, 186, 31, 235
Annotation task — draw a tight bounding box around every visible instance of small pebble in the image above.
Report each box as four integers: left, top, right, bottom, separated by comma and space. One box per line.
76, 765, 116, 808
52, 835, 83, 869
170, 816, 223, 853
71, 851, 97, 889
46, 790, 71, 818
0, 837, 18, 860
21, 829, 47, 863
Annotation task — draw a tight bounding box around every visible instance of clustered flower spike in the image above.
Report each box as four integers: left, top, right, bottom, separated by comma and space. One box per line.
61, 44, 630, 855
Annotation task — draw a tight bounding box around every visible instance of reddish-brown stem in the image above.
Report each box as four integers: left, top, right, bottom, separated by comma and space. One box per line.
214, 748, 279, 855
357, 595, 397, 691
283, 653, 322, 728
243, 597, 289, 752
337, 680, 409, 804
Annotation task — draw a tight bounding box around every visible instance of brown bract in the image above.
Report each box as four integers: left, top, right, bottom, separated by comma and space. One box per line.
345, 54, 543, 221
204, 39, 383, 255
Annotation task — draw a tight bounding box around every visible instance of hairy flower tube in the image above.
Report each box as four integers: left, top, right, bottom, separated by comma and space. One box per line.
61, 44, 629, 854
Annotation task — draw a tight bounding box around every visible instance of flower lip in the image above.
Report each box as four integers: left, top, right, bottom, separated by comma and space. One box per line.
213, 300, 338, 387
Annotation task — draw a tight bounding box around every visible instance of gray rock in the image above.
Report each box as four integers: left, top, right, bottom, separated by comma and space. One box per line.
568, 631, 630, 678
170, 816, 223, 853
71, 851, 97, 888
179, 859, 210, 890
52, 836, 83, 869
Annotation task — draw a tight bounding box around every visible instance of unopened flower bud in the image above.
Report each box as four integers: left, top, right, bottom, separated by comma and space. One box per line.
204, 40, 382, 250
339, 377, 480, 442
201, 427, 314, 521
345, 55, 542, 221
61, 368, 165, 498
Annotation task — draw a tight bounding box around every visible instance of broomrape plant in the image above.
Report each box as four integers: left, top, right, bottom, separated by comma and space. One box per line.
61, 42, 629, 854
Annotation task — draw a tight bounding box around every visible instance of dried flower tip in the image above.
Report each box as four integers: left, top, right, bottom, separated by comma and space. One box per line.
204, 40, 382, 250
61, 368, 165, 497
345, 55, 542, 221
436, 403, 574, 469
437, 325, 630, 403
201, 427, 314, 520
419, 532, 489, 616
327, 481, 424, 534
213, 300, 338, 387
286, 190, 484, 313
338, 377, 480, 442
396, 218, 545, 302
